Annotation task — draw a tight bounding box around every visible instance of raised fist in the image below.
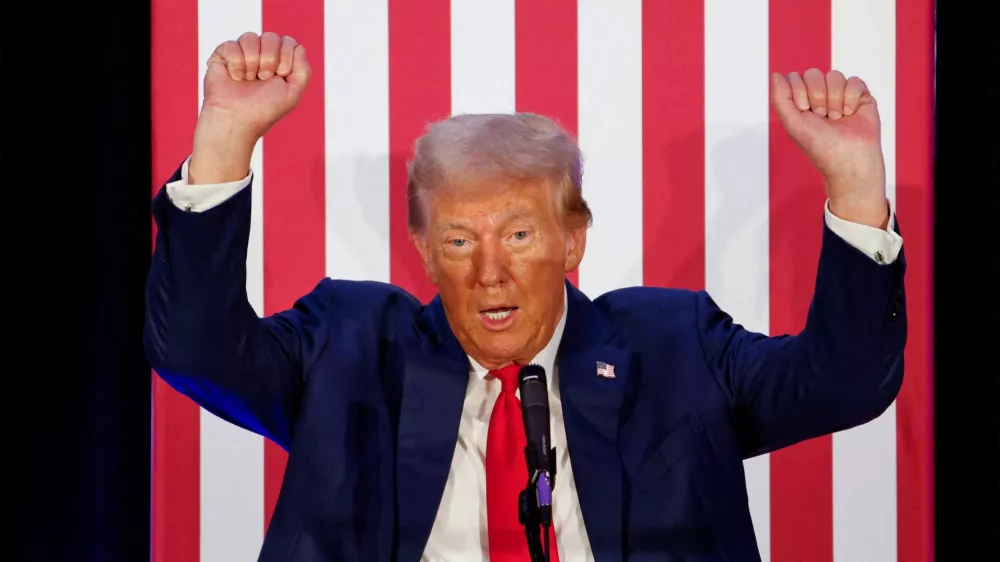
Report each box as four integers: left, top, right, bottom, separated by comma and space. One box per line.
771, 69, 888, 228
203, 31, 311, 139
189, 32, 311, 184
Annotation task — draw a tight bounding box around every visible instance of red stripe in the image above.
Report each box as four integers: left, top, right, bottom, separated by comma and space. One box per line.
514, 0, 579, 287
895, 0, 935, 559
767, 1, 832, 561
150, 0, 200, 559
388, 0, 451, 302
640, 0, 704, 290
261, 0, 327, 530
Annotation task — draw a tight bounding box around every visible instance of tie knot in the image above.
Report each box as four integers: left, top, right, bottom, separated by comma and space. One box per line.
489, 364, 521, 393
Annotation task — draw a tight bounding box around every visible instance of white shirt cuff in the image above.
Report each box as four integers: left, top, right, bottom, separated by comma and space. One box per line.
165, 156, 253, 213
823, 200, 903, 264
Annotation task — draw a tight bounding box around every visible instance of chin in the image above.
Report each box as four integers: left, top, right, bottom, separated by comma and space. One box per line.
474, 332, 530, 363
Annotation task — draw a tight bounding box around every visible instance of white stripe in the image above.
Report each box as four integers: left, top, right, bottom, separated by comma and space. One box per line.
704, 0, 772, 558
325, 0, 391, 281
576, 0, 644, 293
450, 0, 515, 114
198, 1, 265, 559
831, 0, 897, 560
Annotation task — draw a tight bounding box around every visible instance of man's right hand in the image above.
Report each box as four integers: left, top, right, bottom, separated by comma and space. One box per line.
189, 32, 312, 184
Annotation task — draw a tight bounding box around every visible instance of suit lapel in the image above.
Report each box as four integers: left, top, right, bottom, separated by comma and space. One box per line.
557, 282, 635, 562
395, 297, 469, 562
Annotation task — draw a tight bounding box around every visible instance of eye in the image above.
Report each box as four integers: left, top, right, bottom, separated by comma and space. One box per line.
508, 230, 534, 244
508, 230, 533, 245
448, 238, 468, 247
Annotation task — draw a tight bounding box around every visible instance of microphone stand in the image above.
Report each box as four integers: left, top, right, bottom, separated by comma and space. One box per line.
519, 445, 557, 562
518, 487, 545, 562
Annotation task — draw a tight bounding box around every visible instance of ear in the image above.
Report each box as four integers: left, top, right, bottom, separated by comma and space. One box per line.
412, 233, 440, 286
563, 225, 587, 273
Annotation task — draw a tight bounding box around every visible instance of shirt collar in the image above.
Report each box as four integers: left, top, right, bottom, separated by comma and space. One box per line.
468, 285, 568, 382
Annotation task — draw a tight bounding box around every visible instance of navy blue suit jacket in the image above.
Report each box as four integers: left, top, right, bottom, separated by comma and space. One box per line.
144, 165, 907, 561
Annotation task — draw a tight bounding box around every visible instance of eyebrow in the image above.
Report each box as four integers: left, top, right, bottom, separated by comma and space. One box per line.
437, 209, 535, 233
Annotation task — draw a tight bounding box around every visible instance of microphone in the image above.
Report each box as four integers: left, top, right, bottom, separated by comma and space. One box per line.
518, 364, 555, 528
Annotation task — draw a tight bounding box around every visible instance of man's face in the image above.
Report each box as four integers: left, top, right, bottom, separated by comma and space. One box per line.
413, 180, 586, 370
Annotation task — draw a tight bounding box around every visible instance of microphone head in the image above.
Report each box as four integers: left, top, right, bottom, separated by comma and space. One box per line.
518, 363, 547, 387
517, 363, 552, 476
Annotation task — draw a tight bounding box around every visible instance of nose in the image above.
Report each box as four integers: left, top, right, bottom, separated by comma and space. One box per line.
473, 236, 512, 287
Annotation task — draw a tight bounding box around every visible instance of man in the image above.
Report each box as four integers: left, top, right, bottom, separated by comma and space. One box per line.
145, 31, 906, 562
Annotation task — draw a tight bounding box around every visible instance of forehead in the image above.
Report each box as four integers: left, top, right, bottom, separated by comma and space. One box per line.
426, 178, 558, 224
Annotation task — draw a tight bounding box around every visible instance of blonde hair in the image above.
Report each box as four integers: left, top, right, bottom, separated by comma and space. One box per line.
406, 112, 593, 234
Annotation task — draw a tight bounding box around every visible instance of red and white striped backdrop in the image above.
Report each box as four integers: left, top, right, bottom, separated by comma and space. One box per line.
150, 0, 935, 560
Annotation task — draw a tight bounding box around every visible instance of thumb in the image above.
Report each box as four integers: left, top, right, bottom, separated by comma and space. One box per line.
285, 45, 312, 96
770, 73, 801, 129
205, 58, 233, 83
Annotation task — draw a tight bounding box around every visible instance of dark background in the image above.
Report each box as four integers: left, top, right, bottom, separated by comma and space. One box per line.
8, 0, 996, 560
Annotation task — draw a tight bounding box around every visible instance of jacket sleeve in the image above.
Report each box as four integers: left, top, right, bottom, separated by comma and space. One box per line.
696, 219, 907, 458
144, 162, 329, 450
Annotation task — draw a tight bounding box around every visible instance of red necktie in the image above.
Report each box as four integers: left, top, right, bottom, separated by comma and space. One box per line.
486, 364, 559, 562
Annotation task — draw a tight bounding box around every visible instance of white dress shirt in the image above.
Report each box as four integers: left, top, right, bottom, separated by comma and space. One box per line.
420, 286, 594, 560
163, 156, 904, 560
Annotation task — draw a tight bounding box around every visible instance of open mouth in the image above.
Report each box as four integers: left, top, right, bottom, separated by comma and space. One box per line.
483, 307, 517, 321
479, 306, 519, 329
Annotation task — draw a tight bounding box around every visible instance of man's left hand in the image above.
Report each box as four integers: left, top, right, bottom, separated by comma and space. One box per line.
771, 69, 889, 229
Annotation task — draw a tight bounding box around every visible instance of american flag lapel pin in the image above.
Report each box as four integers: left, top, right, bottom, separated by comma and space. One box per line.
596, 361, 615, 379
